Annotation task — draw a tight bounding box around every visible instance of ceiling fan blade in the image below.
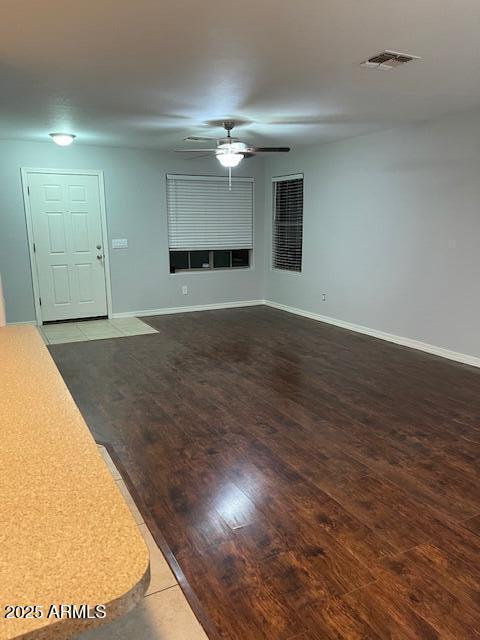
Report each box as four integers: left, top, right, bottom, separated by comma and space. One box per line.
174, 149, 217, 153
184, 153, 215, 161
250, 147, 291, 153
184, 136, 217, 142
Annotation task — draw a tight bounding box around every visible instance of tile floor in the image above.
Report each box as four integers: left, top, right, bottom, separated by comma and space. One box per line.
78, 446, 208, 640
39, 317, 157, 345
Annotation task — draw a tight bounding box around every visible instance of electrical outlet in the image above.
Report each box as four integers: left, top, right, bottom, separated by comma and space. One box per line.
182, 285, 188, 295
112, 238, 128, 249
322, 293, 327, 302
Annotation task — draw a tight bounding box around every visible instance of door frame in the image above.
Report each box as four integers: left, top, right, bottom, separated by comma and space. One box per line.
21, 167, 113, 325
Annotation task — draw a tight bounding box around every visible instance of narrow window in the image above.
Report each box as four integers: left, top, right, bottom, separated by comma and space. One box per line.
272, 175, 303, 272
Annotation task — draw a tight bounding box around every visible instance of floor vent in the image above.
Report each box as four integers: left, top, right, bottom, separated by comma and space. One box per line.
361, 50, 421, 70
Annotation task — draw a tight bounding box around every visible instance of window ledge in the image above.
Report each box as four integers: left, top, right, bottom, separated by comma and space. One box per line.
169, 266, 253, 276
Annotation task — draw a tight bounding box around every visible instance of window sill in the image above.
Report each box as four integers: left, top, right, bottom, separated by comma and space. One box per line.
271, 267, 303, 275
169, 266, 253, 276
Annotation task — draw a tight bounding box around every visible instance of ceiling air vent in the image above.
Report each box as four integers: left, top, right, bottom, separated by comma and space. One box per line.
361, 50, 421, 70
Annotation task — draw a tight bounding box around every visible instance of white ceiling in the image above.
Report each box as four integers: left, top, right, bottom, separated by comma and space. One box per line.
1, 0, 480, 150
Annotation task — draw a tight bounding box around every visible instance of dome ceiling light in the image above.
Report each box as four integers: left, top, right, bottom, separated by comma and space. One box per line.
49, 133, 76, 146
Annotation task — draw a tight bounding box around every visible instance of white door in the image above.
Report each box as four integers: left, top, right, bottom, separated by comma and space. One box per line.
27, 172, 108, 322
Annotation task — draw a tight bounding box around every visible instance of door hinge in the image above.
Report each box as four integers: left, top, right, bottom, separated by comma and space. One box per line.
39, 297, 42, 306
33, 242, 36, 253
27, 186, 30, 196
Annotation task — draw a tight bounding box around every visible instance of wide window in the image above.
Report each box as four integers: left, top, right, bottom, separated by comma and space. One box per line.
167, 174, 254, 272
272, 174, 303, 272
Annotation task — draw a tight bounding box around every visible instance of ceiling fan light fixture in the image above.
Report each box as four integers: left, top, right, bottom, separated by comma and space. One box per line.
175, 121, 290, 167
49, 133, 76, 146
217, 151, 243, 168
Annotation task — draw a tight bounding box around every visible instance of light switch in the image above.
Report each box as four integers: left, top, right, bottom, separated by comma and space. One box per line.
112, 238, 128, 249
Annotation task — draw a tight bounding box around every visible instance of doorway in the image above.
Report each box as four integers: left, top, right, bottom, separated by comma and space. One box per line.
22, 169, 112, 324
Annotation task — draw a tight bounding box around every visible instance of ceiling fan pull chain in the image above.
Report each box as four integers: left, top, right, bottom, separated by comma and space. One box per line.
228, 166, 232, 191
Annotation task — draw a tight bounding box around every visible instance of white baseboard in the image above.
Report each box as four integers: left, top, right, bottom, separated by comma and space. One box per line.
264, 300, 480, 369
6, 320, 37, 326
112, 299, 265, 319
23, 294, 475, 368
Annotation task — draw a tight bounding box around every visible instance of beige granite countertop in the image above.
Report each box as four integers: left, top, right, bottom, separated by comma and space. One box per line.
0, 326, 150, 640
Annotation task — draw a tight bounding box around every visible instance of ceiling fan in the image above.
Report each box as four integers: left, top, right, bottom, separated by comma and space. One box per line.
174, 120, 290, 168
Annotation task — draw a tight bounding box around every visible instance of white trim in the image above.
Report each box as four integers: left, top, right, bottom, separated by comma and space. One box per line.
20, 168, 113, 325
167, 174, 254, 183
6, 320, 38, 326
272, 173, 304, 182
21, 170, 42, 325
251, 178, 256, 270
97, 172, 113, 317
112, 299, 264, 319
264, 300, 480, 369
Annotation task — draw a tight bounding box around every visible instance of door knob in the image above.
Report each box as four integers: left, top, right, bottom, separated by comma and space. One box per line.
97, 254, 103, 260
96, 244, 102, 250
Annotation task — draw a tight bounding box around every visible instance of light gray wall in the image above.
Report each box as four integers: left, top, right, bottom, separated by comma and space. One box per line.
264, 109, 480, 359
0, 140, 265, 323
5, 109, 480, 360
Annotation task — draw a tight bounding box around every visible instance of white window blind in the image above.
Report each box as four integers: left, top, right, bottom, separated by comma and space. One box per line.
167, 175, 254, 251
272, 174, 304, 272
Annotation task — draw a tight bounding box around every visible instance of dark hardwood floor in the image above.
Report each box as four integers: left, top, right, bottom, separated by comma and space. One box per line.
49, 306, 480, 639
